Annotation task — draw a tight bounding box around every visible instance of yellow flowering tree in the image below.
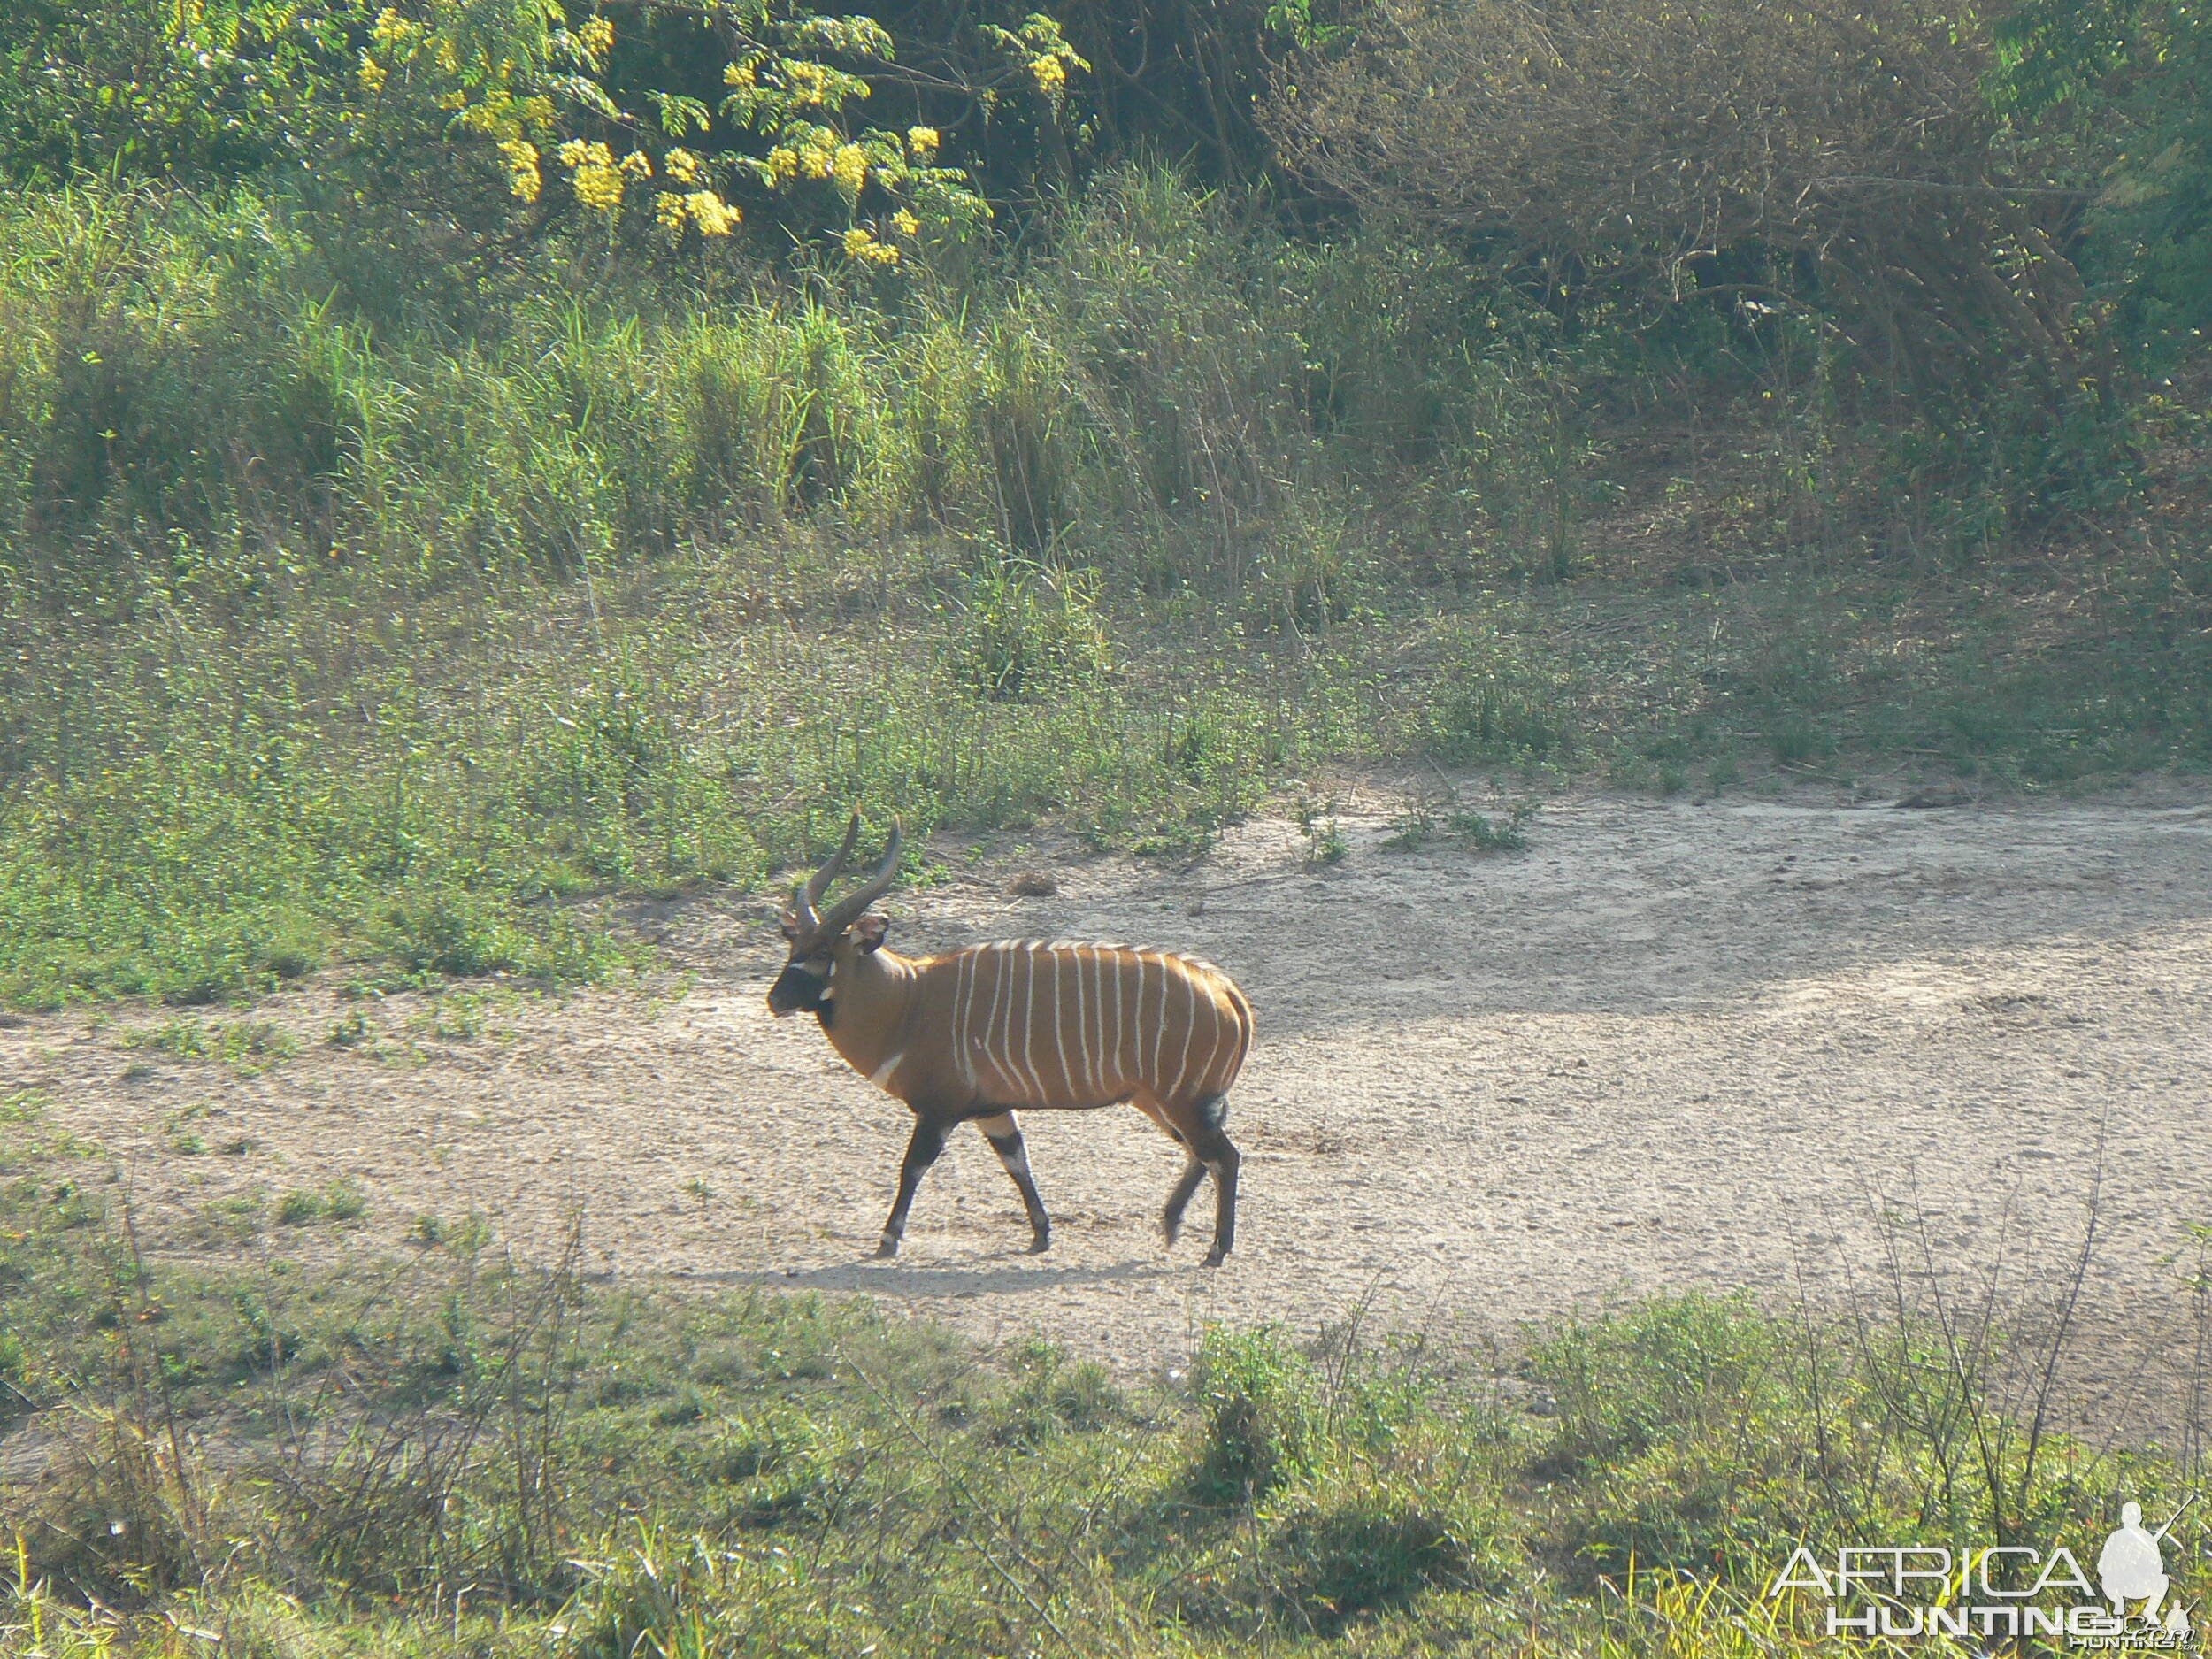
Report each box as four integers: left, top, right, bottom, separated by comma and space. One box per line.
406, 0, 1093, 261
1, 0, 1089, 266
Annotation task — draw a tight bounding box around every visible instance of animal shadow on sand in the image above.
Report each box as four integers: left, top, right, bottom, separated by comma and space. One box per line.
750, 1255, 1171, 1296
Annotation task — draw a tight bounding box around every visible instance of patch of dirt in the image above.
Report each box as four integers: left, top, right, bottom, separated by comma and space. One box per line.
10, 782, 2212, 1437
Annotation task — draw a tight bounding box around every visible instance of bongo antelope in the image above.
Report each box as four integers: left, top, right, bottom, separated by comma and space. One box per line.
767, 817, 1255, 1264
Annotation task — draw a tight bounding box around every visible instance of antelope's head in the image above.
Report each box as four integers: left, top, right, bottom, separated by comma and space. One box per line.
767, 814, 903, 1021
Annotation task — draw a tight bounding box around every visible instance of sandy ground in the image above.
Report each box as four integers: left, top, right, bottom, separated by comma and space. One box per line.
9, 780, 2212, 1439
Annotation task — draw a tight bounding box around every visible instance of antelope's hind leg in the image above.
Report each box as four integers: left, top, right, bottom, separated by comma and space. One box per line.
1162, 1095, 1240, 1267
876, 1116, 949, 1259
975, 1111, 1052, 1254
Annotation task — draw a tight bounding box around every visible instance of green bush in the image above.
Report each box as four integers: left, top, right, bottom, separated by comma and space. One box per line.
1188, 1325, 1320, 1502
1525, 1293, 1781, 1472
946, 559, 1111, 702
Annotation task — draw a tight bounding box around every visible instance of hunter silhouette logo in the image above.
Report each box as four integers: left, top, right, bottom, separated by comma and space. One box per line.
2099, 1499, 2195, 1639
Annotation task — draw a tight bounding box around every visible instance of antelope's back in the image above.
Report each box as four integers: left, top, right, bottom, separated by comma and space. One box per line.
933, 940, 1252, 1110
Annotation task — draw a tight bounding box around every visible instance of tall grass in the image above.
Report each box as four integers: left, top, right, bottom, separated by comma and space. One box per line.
0, 171, 1555, 589
1, 167, 2208, 1004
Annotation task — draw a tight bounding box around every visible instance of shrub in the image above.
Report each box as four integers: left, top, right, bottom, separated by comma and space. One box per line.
1423, 635, 1572, 764
987, 1337, 1132, 1448
1188, 1325, 1319, 1502
946, 559, 1111, 702
1524, 1293, 1780, 1472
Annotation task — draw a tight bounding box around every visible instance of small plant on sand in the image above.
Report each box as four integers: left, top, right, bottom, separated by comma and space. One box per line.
1296, 796, 1350, 864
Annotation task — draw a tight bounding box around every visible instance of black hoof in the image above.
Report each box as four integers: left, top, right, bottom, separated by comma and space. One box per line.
1162, 1217, 1182, 1248
1201, 1247, 1228, 1268
873, 1239, 900, 1260
1027, 1233, 1052, 1255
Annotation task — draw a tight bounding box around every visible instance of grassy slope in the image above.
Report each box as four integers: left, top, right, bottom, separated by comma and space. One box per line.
3, 175, 2209, 1008
3, 1099, 2202, 1657
7, 461, 2208, 1009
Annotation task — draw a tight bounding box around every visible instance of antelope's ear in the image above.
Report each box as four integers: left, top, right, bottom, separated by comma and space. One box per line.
854, 913, 890, 952
779, 910, 803, 941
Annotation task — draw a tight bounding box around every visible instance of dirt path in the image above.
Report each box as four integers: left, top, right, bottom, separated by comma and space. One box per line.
10, 784, 2212, 1433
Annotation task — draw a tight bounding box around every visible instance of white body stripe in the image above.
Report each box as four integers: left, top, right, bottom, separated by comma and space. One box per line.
1018, 943, 1048, 1099
1088, 949, 1110, 1097
1167, 970, 1199, 1103
984, 944, 1012, 1095
1131, 952, 1148, 1097
929, 940, 1248, 1111
1088, 949, 1107, 1097
1109, 952, 1125, 1094
1050, 945, 1076, 1105
870, 1050, 904, 1090
1159, 956, 1177, 1084
952, 949, 978, 1091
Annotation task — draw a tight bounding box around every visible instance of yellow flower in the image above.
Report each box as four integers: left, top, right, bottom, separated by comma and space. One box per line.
434, 36, 457, 73
370, 7, 417, 50
578, 15, 614, 60
891, 208, 920, 236
766, 145, 800, 185
1031, 54, 1067, 97
500, 139, 542, 202
841, 227, 899, 265
357, 53, 388, 92
687, 191, 741, 235
558, 140, 625, 212
906, 126, 940, 162
620, 150, 653, 180
664, 147, 703, 184
831, 142, 868, 200
800, 142, 834, 180
786, 62, 830, 106
655, 191, 741, 236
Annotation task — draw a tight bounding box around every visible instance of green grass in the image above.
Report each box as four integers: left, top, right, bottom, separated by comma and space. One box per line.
1, 173, 2209, 1010
0, 1128, 2200, 1656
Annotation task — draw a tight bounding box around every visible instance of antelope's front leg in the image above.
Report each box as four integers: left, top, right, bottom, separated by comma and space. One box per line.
877, 1116, 949, 1258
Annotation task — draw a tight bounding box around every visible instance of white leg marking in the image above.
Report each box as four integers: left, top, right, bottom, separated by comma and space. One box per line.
989, 1115, 1036, 1180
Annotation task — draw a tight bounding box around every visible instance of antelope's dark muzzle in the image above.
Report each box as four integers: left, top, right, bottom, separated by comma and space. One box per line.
767, 961, 829, 1018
